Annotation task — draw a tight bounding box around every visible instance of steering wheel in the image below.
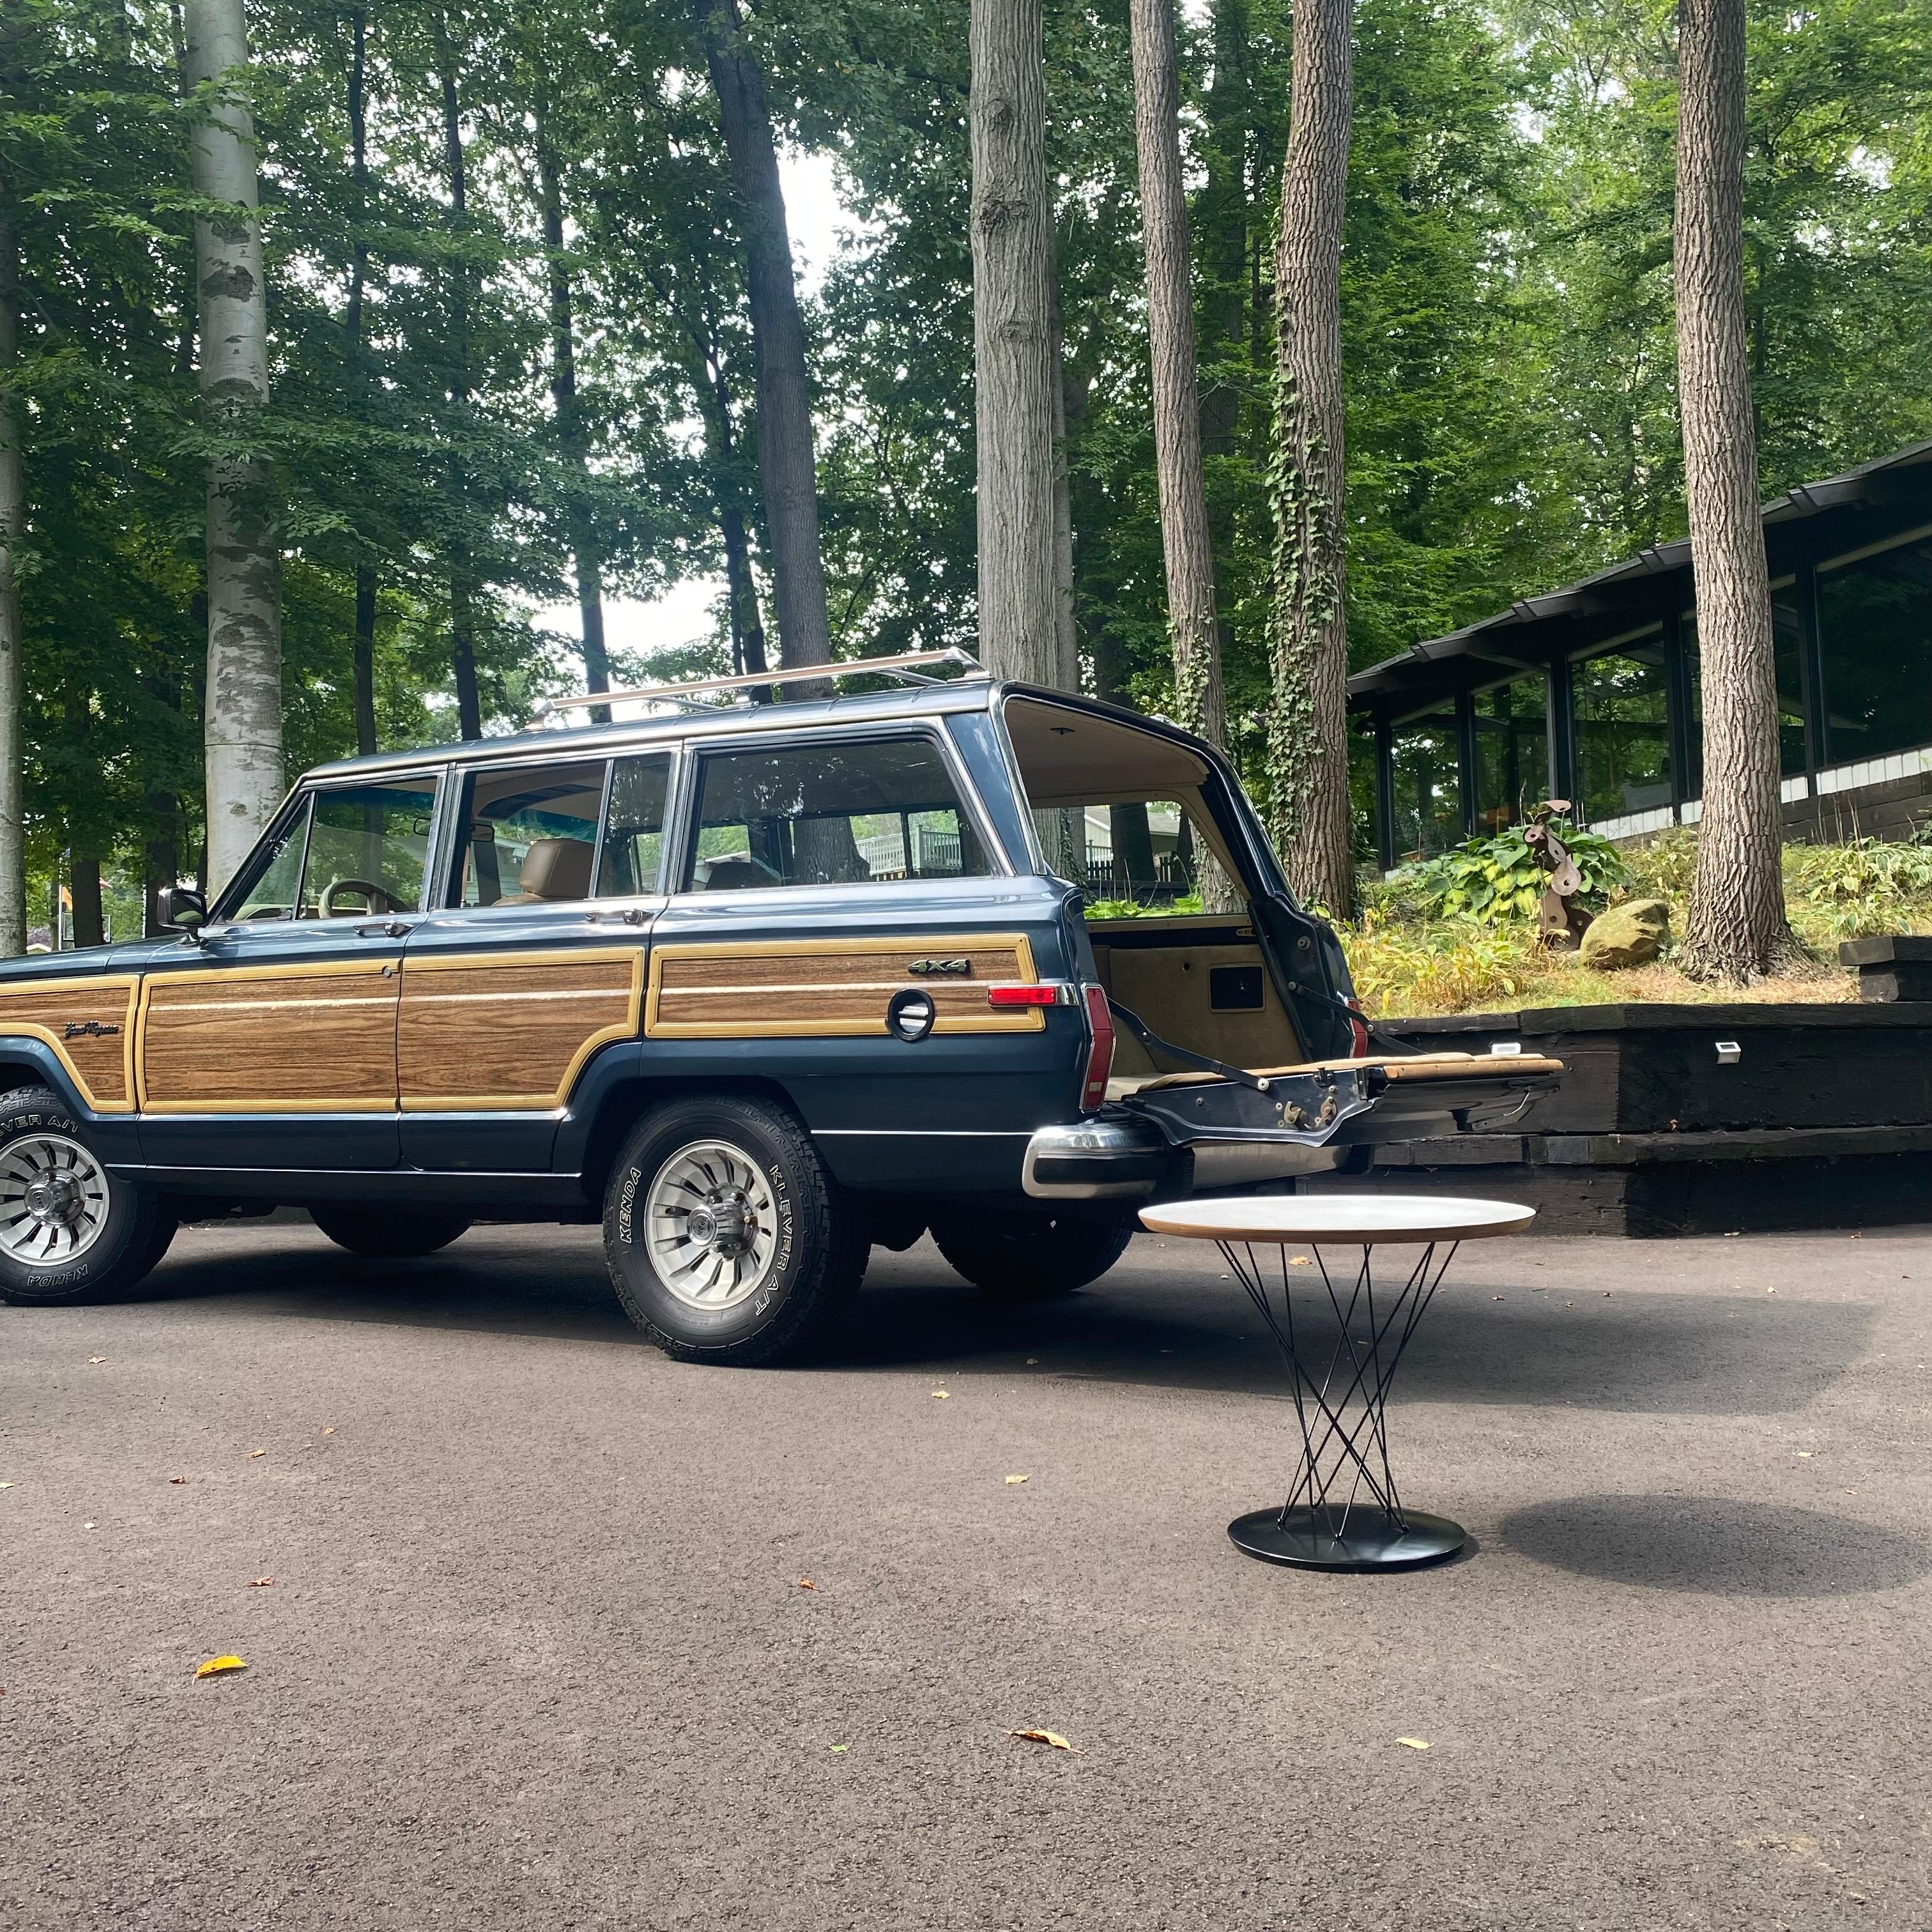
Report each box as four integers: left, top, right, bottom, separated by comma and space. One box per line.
319, 878, 396, 919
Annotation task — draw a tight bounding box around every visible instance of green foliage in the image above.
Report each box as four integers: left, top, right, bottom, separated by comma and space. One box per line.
1786, 836, 1932, 939
1407, 823, 1628, 924
1082, 893, 1206, 921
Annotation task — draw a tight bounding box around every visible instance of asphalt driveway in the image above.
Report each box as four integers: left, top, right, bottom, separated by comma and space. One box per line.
4, 1217, 1929, 1929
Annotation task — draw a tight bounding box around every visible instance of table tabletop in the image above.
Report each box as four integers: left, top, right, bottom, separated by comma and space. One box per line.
1139, 1193, 1536, 1246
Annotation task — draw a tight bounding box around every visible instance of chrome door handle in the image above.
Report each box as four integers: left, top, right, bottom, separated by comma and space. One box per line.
358, 922, 415, 938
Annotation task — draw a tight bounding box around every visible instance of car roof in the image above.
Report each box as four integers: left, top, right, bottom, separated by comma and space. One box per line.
298, 678, 1216, 785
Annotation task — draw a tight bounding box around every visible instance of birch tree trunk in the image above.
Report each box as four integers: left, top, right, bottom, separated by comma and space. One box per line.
1267, 0, 1353, 916
346, 4, 377, 757
185, 0, 283, 894
434, 21, 482, 741
536, 119, 611, 710
0, 206, 27, 955
1128, 0, 1225, 753
694, 0, 830, 668
1673, 0, 1798, 980
970, 0, 1062, 688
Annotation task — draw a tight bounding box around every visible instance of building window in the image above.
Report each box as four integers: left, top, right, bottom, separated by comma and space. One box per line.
1572, 643, 1672, 825
1682, 603, 1807, 784
1389, 712, 1462, 859
1471, 677, 1548, 831
1817, 535, 1932, 766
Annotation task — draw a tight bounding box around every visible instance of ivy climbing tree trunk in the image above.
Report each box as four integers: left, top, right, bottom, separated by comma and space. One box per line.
1267, 0, 1353, 916
970, 0, 1063, 689
694, 0, 831, 668
0, 202, 26, 955
184, 0, 283, 893
1673, 0, 1800, 981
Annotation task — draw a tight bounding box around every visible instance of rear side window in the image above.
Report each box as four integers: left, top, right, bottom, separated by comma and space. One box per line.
454, 760, 608, 907
687, 738, 989, 891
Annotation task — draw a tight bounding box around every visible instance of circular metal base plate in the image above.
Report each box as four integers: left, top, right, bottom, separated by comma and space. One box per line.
1228, 1506, 1466, 1572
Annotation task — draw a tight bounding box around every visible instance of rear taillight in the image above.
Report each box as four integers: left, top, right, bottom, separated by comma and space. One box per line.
1080, 985, 1114, 1110
987, 984, 1058, 1008
1346, 997, 1370, 1058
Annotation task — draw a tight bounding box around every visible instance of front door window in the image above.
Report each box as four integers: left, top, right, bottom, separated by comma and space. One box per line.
220, 778, 440, 922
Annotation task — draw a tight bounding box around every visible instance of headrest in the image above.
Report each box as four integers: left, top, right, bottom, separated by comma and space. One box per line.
703, 859, 774, 893
516, 837, 594, 901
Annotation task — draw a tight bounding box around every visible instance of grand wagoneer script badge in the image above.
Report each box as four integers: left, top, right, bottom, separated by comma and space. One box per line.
63, 1021, 122, 1039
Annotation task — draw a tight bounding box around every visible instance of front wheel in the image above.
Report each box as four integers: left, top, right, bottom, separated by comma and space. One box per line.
932, 1213, 1133, 1301
0, 1087, 176, 1306
603, 1094, 868, 1366
309, 1206, 471, 1258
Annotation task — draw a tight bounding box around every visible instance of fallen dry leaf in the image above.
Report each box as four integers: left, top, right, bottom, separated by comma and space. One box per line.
248, 1450, 266, 1459
246, 1577, 274, 1589
931, 1390, 949, 1400
169, 1476, 187, 1484
83, 1521, 97, 1530
1009, 1728, 1077, 1752
1005, 1474, 1031, 1485
796, 1578, 818, 1591
1397, 1738, 1430, 1751
1289, 1257, 1311, 1268
829, 1743, 849, 1752
322, 1427, 336, 1436
86, 1356, 107, 1365
194, 1655, 247, 1679
1797, 1450, 1814, 1458
0, 1481, 13, 1490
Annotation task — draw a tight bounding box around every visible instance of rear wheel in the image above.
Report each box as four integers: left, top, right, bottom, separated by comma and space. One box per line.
603, 1094, 868, 1366
932, 1213, 1133, 1301
309, 1206, 471, 1258
0, 1086, 176, 1307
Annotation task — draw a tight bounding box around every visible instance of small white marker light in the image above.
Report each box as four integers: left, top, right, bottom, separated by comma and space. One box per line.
1715, 1040, 1742, 1066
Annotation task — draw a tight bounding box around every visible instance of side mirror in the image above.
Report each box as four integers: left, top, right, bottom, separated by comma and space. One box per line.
159, 885, 207, 936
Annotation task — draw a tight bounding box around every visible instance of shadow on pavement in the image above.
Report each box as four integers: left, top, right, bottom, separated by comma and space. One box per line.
137, 1225, 1875, 1420
1499, 1493, 1931, 1597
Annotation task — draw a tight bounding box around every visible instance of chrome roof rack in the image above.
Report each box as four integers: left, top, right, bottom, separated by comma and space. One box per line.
532, 647, 987, 724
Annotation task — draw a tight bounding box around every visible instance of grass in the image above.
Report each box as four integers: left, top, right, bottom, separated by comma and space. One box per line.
1343, 827, 1932, 1018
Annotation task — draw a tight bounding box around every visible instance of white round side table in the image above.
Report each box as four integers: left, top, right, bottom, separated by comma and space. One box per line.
1139, 1195, 1535, 1572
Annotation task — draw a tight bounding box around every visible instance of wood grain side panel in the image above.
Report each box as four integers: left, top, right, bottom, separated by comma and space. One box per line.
139, 963, 401, 1112
398, 951, 642, 1109
0, 978, 139, 1111
654, 944, 1027, 992
645, 935, 1045, 1039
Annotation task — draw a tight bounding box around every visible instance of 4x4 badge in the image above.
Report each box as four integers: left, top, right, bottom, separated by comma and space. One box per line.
907, 958, 970, 977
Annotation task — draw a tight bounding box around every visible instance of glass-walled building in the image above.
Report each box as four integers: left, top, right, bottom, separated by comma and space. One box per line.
1349, 439, 1932, 868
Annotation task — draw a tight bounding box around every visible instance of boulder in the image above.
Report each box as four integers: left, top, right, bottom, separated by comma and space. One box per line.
1579, 898, 1670, 970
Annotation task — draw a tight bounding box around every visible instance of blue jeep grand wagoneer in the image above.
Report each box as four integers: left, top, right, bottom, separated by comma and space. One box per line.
0, 653, 1557, 1363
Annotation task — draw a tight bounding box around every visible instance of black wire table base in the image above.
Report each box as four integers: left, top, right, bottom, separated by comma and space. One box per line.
1222, 1236, 1464, 1573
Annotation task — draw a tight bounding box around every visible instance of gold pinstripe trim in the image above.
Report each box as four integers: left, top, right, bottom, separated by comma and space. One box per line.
0, 976, 141, 1114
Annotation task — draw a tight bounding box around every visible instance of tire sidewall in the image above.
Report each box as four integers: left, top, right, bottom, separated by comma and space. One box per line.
0, 1090, 160, 1305
605, 1099, 820, 1352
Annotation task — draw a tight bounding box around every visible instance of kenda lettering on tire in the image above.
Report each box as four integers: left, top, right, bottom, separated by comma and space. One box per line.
617, 1164, 641, 1246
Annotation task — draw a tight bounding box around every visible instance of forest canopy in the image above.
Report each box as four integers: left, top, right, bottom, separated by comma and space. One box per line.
6, 0, 1929, 940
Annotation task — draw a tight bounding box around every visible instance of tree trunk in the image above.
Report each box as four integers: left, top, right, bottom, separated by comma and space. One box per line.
346, 9, 378, 758
1129, 0, 1226, 753
970, 0, 1062, 688
1266, 0, 1353, 916
352, 565, 378, 755
1047, 286, 1079, 694
535, 120, 611, 710
1674, 0, 1798, 980
0, 205, 27, 956
69, 854, 103, 949
693, 0, 830, 668
144, 790, 180, 936
434, 17, 482, 739
184, 0, 284, 894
